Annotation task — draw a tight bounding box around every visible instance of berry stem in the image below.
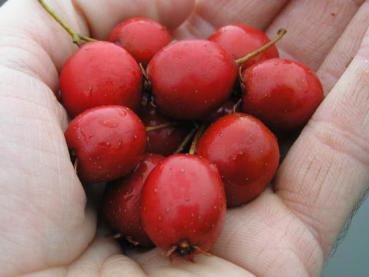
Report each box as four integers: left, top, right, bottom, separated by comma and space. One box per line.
38, 0, 95, 46
174, 125, 199, 154
236, 28, 287, 66
145, 122, 178, 132
189, 124, 207, 155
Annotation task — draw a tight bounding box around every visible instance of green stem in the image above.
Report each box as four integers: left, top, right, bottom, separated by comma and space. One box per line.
38, 0, 95, 46
145, 122, 178, 132
189, 124, 207, 155
174, 125, 199, 154
236, 28, 287, 66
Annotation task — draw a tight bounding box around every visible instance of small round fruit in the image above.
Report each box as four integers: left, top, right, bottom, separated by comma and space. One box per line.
147, 40, 237, 119
242, 58, 324, 131
103, 154, 164, 247
60, 41, 142, 117
197, 113, 279, 207
140, 101, 191, 156
108, 17, 171, 66
65, 106, 146, 184
209, 23, 279, 67
141, 154, 226, 259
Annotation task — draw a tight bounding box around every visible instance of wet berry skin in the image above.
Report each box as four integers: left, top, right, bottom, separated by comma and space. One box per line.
141, 154, 226, 259
103, 154, 164, 247
60, 41, 142, 117
242, 58, 324, 131
65, 106, 146, 184
147, 40, 237, 120
197, 113, 279, 207
108, 17, 171, 66
209, 23, 279, 67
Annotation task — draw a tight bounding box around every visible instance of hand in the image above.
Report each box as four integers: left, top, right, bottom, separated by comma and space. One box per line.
1, 0, 368, 276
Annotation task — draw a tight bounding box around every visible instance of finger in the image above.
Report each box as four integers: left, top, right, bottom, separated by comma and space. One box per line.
75, 0, 195, 38
131, 247, 252, 277
275, 29, 369, 257
318, 1, 369, 93
211, 190, 323, 277
266, 0, 364, 70
175, 0, 288, 39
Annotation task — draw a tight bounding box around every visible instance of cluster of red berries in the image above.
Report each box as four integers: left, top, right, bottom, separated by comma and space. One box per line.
47, 3, 323, 260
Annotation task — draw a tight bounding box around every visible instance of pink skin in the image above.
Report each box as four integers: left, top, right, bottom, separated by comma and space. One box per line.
103, 154, 164, 247
147, 40, 238, 120
242, 58, 324, 131
60, 41, 142, 117
209, 23, 279, 68
65, 106, 146, 184
197, 113, 280, 207
141, 154, 226, 259
108, 17, 171, 66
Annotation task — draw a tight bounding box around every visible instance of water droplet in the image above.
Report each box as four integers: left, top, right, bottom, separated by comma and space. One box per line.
180, 168, 185, 173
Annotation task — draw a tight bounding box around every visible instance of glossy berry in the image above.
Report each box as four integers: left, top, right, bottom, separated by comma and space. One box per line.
103, 154, 164, 247
65, 106, 146, 184
108, 17, 171, 66
140, 100, 191, 156
60, 41, 142, 117
147, 40, 237, 119
197, 113, 279, 207
242, 58, 324, 131
141, 154, 226, 259
209, 24, 279, 67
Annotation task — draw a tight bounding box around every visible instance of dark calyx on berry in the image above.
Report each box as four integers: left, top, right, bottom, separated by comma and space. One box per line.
174, 240, 195, 257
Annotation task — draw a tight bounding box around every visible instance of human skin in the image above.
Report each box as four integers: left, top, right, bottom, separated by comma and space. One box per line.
0, 0, 369, 276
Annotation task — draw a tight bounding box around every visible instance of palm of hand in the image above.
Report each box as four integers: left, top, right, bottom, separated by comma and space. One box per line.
1, 0, 369, 276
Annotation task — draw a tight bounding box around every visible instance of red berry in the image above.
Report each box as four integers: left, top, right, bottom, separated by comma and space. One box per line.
103, 154, 164, 247
140, 101, 191, 156
197, 113, 279, 207
242, 58, 324, 131
147, 40, 237, 119
60, 41, 142, 117
108, 17, 171, 66
141, 154, 226, 259
65, 106, 146, 184
209, 24, 279, 68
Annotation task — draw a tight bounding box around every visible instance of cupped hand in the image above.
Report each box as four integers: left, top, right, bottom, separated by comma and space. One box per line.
1, 0, 369, 276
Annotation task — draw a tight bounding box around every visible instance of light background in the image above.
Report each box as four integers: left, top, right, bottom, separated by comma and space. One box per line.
0, 0, 368, 276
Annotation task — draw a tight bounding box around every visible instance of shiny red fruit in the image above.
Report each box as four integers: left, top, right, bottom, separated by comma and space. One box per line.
147, 40, 237, 119
65, 106, 146, 184
60, 41, 142, 117
209, 23, 278, 67
197, 113, 279, 207
108, 17, 171, 66
140, 101, 191, 156
141, 154, 226, 259
103, 154, 164, 247
242, 58, 324, 131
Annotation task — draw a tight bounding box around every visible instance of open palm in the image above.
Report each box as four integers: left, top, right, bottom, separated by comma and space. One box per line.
1, 0, 369, 276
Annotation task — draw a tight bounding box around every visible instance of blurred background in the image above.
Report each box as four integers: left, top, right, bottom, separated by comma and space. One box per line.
0, 0, 368, 276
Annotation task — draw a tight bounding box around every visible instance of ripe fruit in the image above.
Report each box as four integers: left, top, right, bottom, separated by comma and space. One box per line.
147, 40, 237, 119
103, 154, 164, 247
140, 102, 192, 156
197, 113, 279, 207
242, 58, 324, 131
60, 41, 142, 117
141, 154, 226, 259
65, 106, 146, 184
108, 17, 171, 66
209, 24, 279, 68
